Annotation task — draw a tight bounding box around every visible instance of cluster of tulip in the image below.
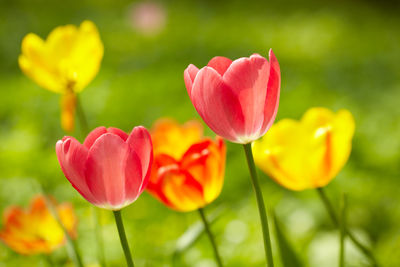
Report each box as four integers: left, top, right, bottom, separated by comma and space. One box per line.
0, 20, 377, 267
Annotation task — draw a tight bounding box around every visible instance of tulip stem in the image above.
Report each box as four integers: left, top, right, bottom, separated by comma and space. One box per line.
75, 95, 90, 135
316, 188, 378, 267
198, 208, 223, 267
243, 143, 274, 267
43, 196, 84, 267
113, 210, 135, 267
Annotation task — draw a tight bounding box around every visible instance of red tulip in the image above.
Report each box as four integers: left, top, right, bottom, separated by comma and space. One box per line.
184, 49, 281, 144
56, 126, 153, 210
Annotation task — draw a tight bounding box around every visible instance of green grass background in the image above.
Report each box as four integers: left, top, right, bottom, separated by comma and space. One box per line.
0, 0, 399, 266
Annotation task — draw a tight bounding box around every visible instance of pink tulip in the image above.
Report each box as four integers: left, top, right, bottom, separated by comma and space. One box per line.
56, 126, 153, 210
184, 49, 281, 144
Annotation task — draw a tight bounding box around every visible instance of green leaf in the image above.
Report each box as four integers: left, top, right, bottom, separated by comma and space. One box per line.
273, 212, 304, 267
172, 206, 225, 258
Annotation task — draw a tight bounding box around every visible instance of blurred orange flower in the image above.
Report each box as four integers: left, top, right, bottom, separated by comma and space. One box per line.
252, 107, 355, 191
147, 119, 226, 212
0, 195, 77, 255
19, 20, 104, 132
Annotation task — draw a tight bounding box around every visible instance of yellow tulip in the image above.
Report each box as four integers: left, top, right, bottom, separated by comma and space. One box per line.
19, 20, 104, 132
252, 107, 355, 191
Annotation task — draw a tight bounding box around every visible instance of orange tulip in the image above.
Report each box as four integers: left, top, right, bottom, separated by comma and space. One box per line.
147, 119, 226, 212
0, 195, 77, 255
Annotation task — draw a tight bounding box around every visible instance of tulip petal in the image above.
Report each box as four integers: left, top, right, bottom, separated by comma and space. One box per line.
19, 21, 103, 94
83, 127, 129, 149
108, 127, 129, 141
261, 49, 281, 134
162, 170, 205, 212
253, 108, 355, 191
85, 133, 142, 209
184, 64, 199, 96
207, 56, 232, 75
147, 154, 179, 207
191, 66, 244, 142
126, 126, 153, 193
181, 138, 225, 203
83, 126, 107, 148
56, 138, 98, 203
151, 119, 203, 160
19, 33, 64, 93
123, 152, 144, 203
223, 54, 270, 140
46, 21, 104, 92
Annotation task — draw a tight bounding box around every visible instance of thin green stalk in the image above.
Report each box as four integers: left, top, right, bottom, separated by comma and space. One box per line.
316, 188, 378, 267
43, 196, 84, 267
339, 194, 347, 267
317, 188, 338, 225
243, 143, 274, 267
113, 210, 135, 267
75, 95, 90, 136
198, 208, 223, 267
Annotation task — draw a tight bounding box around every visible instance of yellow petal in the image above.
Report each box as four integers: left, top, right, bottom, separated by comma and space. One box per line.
162, 172, 206, 212
19, 20, 103, 93
19, 34, 64, 93
151, 118, 203, 160
252, 107, 355, 191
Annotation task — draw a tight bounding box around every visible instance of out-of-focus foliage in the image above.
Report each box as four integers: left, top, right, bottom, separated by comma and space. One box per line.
0, 0, 399, 266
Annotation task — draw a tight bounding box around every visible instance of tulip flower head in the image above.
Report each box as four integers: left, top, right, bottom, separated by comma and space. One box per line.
0, 195, 77, 255
56, 126, 153, 210
19, 20, 104, 132
252, 107, 355, 191
184, 49, 280, 144
147, 119, 226, 212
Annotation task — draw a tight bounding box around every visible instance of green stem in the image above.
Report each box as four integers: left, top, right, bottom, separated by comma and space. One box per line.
198, 208, 223, 267
113, 210, 135, 267
317, 188, 338, 225
243, 143, 274, 267
43, 196, 84, 267
339, 194, 347, 267
75, 95, 90, 136
316, 188, 378, 267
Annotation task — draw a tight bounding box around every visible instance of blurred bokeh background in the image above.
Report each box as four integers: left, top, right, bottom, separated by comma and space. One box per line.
0, 0, 399, 266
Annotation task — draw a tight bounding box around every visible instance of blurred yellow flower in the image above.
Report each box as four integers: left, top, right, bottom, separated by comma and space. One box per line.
19, 20, 104, 132
252, 107, 355, 191
0, 195, 77, 255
